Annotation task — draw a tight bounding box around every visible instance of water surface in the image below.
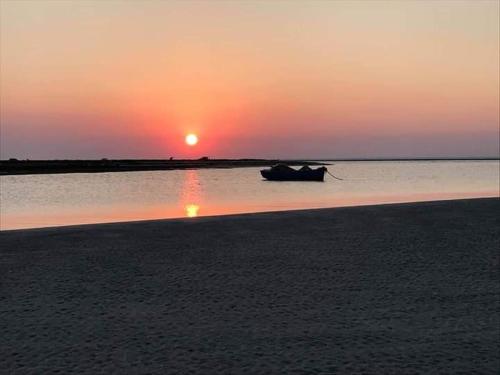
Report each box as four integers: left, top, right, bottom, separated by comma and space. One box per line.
1, 161, 498, 230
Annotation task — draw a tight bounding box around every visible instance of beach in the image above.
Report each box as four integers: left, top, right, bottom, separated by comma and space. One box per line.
1, 198, 499, 374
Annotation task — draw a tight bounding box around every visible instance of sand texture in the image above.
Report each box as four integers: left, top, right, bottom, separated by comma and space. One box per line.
1, 198, 499, 374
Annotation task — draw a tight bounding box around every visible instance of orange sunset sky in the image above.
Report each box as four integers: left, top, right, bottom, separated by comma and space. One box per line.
1, 0, 499, 159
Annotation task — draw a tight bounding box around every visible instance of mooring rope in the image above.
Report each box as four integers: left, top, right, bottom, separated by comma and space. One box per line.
327, 170, 344, 180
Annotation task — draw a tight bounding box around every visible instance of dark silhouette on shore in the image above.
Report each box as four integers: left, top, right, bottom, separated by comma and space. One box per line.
0, 159, 325, 176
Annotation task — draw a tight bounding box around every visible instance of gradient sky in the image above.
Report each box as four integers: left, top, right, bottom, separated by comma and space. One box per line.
1, 0, 499, 159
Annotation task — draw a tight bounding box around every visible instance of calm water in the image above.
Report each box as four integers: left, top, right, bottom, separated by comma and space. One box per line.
1, 161, 498, 230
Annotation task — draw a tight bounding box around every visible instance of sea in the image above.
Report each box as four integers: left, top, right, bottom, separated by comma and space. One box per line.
1, 160, 498, 230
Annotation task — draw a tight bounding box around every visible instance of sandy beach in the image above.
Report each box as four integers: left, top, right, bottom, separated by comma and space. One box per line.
1, 198, 499, 374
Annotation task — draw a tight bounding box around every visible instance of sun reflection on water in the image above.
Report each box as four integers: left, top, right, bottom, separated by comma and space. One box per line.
181, 170, 202, 218
185, 204, 200, 217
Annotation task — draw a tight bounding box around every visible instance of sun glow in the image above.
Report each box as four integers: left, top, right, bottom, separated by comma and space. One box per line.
185, 134, 198, 146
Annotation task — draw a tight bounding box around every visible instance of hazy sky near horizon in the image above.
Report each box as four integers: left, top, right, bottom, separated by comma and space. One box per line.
1, 0, 499, 159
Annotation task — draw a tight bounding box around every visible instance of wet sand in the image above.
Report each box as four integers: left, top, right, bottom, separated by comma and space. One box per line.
1, 198, 499, 374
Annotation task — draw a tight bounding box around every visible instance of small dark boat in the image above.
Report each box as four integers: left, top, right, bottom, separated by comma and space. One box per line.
260, 164, 327, 181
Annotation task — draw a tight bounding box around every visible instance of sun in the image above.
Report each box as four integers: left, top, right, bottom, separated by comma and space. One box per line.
185, 133, 198, 146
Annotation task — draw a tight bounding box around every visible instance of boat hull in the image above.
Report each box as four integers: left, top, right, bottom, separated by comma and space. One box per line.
260, 167, 326, 181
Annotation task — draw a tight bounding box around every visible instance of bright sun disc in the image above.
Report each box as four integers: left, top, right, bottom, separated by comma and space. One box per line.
185, 134, 198, 146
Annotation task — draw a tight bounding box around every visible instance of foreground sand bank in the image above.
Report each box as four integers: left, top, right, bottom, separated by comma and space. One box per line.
1, 198, 499, 374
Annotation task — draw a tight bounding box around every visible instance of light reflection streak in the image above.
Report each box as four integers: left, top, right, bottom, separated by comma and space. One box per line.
181, 170, 202, 218
185, 204, 200, 218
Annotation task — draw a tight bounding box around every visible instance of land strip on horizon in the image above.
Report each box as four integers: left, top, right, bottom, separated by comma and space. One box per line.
1, 157, 497, 176
0, 159, 326, 176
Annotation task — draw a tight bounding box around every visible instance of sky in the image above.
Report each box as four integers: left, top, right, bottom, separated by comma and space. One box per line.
1, 0, 499, 159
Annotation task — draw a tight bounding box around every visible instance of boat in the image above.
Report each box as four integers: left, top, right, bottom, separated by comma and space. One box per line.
260, 164, 327, 181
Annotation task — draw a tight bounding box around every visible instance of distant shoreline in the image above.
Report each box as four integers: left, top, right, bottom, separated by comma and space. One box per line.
0, 157, 497, 176
0, 159, 327, 176
315, 157, 499, 161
